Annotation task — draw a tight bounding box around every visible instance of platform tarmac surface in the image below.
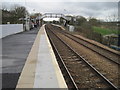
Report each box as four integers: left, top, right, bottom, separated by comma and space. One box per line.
1, 27, 39, 88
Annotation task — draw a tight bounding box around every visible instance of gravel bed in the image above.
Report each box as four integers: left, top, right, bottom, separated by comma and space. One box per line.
57, 32, 119, 87
75, 35, 119, 55
48, 24, 119, 87
66, 34, 119, 63
46, 25, 112, 88
52, 25, 120, 64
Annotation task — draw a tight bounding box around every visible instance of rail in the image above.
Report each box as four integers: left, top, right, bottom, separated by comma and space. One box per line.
45, 24, 118, 89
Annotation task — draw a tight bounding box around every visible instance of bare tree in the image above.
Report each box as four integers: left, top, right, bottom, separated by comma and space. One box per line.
2, 4, 28, 24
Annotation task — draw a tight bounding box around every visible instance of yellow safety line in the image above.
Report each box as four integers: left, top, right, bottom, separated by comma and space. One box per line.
16, 27, 42, 88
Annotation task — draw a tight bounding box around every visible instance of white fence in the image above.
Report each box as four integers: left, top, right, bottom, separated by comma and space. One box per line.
0, 24, 23, 38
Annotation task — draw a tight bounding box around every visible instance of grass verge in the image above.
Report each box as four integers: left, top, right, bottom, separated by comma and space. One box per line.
93, 26, 118, 35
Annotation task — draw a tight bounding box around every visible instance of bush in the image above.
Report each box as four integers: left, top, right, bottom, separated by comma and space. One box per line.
75, 22, 102, 43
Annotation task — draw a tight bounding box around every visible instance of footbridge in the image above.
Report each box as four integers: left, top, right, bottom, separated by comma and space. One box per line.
38, 13, 69, 26
40, 13, 68, 20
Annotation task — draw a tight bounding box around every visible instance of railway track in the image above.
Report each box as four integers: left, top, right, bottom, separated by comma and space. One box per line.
50, 24, 120, 65
45, 24, 118, 89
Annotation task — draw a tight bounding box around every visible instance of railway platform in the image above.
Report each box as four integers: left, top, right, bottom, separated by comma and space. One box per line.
16, 24, 67, 88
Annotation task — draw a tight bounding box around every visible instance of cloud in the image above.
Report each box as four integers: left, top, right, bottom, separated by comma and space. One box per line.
1, 0, 119, 2
2, 1, 118, 20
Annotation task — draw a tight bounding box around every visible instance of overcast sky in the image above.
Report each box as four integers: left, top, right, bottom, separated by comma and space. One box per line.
1, 0, 119, 21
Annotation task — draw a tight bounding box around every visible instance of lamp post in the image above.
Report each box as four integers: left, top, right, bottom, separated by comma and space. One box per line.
33, 9, 37, 28
25, 0, 30, 31
38, 13, 41, 26
118, 1, 120, 47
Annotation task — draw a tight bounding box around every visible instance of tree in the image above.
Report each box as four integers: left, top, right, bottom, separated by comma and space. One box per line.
2, 4, 28, 24
105, 14, 118, 22
2, 9, 11, 24
88, 17, 100, 26
76, 16, 87, 26
10, 5, 28, 23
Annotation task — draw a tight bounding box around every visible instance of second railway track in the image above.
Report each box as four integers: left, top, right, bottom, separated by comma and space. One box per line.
50, 24, 120, 65
45, 24, 119, 89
